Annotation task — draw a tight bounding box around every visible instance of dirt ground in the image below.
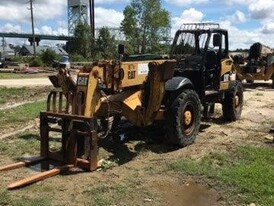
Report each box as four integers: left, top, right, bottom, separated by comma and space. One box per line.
1, 81, 274, 206
0, 78, 52, 87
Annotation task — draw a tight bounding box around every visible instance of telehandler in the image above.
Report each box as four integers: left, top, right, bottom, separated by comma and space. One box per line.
234, 42, 274, 86
0, 23, 243, 189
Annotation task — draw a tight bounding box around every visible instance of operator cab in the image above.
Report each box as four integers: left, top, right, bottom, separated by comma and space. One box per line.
170, 23, 230, 93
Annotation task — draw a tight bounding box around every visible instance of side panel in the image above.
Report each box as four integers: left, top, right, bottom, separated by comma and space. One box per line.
119, 60, 165, 89
220, 58, 233, 77
219, 58, 234, 91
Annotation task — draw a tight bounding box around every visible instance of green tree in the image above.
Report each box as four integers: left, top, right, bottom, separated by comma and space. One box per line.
68, 23, 93, 59
121, 0, 170, 54
29, 56, 43, 67
69, 54, 88, 62
95, 27, 117, 59
40, 48, 60, 67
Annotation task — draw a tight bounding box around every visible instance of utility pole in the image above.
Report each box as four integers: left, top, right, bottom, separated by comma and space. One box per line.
89, 0, 95, 38
29, 0, 36, 57
2, 37, 5, 63
89, 0, 95, 58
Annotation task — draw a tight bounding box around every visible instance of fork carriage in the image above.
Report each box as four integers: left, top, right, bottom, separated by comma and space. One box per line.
0, 90, 99, 189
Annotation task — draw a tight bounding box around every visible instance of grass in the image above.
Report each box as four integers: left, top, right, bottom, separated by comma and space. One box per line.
84, 182, 136, 206
13, 197, 51, 206
0, 87, 28, 104
84, 176, 155, 206
0, 190, 10, 205
0, 73, 48, 79
0, 133, 40, 157
169, 145, 274, 206
0, 189, 51, 206
0, 100, 46, 131
0, 131, 49, 206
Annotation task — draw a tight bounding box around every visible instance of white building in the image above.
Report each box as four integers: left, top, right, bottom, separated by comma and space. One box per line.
0, 45, 15, 60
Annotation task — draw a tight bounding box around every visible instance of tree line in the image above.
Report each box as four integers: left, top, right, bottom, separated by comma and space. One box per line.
68, 0, 171, 60
8, 0, 170, 67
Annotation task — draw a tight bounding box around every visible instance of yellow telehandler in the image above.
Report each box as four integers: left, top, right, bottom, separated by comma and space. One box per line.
0, 23, 243, 189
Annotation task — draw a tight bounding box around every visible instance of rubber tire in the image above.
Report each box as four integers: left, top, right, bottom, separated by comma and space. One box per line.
222, 81, 244, 121
271, 75, 274, 88
166, 89, 201, 147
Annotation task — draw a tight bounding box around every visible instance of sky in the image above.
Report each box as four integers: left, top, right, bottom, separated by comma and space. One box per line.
0, 0, 274, 50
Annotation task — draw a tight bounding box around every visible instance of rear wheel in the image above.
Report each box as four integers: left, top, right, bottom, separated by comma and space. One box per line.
166, 89, 201, 147
222, 81, 243, 121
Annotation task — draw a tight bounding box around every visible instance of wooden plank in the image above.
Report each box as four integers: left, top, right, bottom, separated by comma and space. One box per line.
76, 158, 90, 170
0, 162, 26, 171
90, 131, 98, 171
66, 129, 77, 165
40, 115, 49, 158
0, 157, 45, 172
8, 164, 74, 190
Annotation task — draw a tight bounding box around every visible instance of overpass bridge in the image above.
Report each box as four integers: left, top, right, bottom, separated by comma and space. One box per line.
0, 33, 73, 45
0, 27, 125, 44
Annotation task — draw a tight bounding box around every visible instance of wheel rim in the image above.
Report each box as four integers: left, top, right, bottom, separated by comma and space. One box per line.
234, 92, 241, 112
184, 111, 192, 125
180, 102, 195, 136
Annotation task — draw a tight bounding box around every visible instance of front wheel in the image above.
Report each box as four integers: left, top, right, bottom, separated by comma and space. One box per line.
166, 89, 201, 147
222, 81, 244, 121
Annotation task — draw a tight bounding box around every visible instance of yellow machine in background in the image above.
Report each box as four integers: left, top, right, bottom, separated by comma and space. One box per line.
234, 42, 274, 87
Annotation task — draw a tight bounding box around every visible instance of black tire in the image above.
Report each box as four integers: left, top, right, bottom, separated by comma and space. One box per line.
222, 81, 244, 121
271, 75, 274, 88
166, 89, 201, 147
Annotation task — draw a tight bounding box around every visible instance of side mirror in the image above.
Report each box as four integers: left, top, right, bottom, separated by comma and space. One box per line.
118, 44, 125, 55
213, 34, 221, 47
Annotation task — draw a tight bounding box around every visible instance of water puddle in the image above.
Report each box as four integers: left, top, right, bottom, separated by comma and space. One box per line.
151, 179, 221, 206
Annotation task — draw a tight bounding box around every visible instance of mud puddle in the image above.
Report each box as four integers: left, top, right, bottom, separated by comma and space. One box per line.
150, 178, 221, 206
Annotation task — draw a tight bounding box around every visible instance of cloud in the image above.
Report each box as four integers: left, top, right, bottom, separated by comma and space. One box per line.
219, 20, 274, 50
95, 7, 123, 28
40, 26, 55, 35
261, 23, 274, 34
248, 0, 274, 19
218, 20, 256, 49
220, 0, 254, 5
230, 10, 246, 23
166, 0, 208, 6
0, 0, 66, 23
0, 23, 22, 33
171, 8, 204, 35
95, 0, 128, 4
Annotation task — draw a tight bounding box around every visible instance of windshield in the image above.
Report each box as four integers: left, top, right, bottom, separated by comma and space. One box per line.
171, 31, 209, 58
